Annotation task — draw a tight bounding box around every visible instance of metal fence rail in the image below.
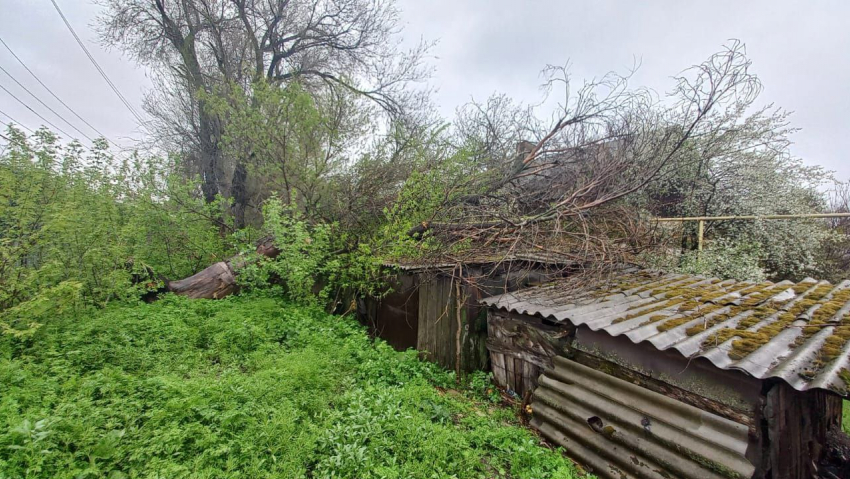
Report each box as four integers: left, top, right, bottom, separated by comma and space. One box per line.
654, 213, 850, 251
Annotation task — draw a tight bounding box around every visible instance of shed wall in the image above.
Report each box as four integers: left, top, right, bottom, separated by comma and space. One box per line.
359, 274, 419, 351
416, 274, 489, 372
763, 382, 843, 479
486, 310, 573, 396
572, 326, 763, 414
414, 263, 563, 373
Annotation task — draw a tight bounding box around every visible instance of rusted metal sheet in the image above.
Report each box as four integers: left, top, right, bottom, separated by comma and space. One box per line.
483, 271, 850, 397
360, 273, 419, 351
532, 356, 756, 479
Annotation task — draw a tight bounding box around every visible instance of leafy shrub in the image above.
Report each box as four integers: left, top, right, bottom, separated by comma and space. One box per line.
0, 127, 232, 320
675, 240, 767, 282
238, 195, 386, 306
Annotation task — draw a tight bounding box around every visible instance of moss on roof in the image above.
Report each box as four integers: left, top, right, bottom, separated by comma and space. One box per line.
487, 271, 850, 396
613, 299, 684, 324
700, 282, 840, 361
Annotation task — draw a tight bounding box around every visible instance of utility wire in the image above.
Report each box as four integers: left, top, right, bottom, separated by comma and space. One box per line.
48, 0, 147, 125
0, 107, 35, 133
0, 63, 96, 142
0, 82, 74, 138
0, 107, 128, 162
0, 35, 113, 143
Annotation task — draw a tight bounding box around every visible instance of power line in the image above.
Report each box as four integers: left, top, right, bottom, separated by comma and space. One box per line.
0, 82, 74, 138
0, 107, 129, 162
0, 63, 95, 142
0, 107, 35, 133
0, 35, 113, 142
48, 0, 147, 126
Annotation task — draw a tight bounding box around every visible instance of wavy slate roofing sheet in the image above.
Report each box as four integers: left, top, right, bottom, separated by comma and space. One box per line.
481, 271, 850, 397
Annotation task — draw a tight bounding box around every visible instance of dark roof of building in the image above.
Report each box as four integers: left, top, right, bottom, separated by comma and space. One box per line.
383, 251, 575, 272
482, 270, 850, 397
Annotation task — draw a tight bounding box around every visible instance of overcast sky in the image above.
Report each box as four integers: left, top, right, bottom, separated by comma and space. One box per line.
1, 0, 848, 179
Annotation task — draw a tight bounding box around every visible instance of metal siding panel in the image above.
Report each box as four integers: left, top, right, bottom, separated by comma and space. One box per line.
368, 274, 419, 351
531, 356, 756, 479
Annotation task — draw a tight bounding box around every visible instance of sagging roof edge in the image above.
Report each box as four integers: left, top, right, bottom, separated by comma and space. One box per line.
480, 274, 850, 399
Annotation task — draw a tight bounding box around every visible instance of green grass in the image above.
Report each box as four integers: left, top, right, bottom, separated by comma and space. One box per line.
0, 294, 584, 479
844, 401, 850, 434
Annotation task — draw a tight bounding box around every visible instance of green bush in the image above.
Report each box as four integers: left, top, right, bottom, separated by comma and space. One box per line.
0, 127, 232, 330
675, 240, 767, 282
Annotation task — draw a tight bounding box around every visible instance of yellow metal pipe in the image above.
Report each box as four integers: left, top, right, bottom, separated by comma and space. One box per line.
655, 213, 850, 222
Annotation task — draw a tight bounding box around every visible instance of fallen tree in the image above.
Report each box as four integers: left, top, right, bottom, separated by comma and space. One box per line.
152, 237, 280, 300
404, 42, 765, 276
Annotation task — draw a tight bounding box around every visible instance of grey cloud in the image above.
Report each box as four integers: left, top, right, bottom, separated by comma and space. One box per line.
398, 0, 850, 179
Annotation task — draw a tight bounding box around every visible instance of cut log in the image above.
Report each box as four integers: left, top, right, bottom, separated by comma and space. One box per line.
163, 237, 280, 300
167, 261, 239, 299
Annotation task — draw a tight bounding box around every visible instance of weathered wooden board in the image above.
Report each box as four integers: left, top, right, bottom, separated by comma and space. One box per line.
415, 274, 490, 373
417, 275, 456, 369
485, 310, 573, 396
764, 382, 842, 479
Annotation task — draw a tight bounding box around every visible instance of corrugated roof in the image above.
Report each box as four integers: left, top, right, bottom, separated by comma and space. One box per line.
482, 271, 850, 397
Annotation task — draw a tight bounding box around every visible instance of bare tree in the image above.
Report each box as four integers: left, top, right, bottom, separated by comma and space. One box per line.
98, 0, 432, 226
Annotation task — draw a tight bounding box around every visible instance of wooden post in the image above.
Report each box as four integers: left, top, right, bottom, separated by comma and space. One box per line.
697, 219, 705, 252
455, 277, 463, 383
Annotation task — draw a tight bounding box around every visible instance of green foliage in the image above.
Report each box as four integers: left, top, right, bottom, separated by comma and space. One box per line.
0, 295, 585, 479
238, 195, 385, 305
0, 281, 82, 339
203, 80, 366, 226
674, 240, 767, 282
378, 147, 483, 261
239, 196, 336, 303
0, 126, 232, 325
844, 400, 850, 435
641, 108, 836, 280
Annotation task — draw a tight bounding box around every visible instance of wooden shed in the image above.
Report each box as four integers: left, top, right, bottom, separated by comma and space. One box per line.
482, 271, 850, 479
358, 255, 567, 373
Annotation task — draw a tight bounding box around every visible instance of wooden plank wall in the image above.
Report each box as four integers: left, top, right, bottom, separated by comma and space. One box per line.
764, 382, 843, 479
486, 310, 573, 396
416, 274, 489, 373
417, 275, 458, 370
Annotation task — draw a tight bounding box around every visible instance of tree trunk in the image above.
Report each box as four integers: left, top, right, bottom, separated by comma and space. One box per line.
197, 98, 223, 205
163, 237, 279, 299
